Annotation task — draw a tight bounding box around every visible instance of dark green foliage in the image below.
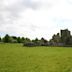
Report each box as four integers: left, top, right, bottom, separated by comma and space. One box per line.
0, 37, 1, 42
25, 38, 31, 42
17, 37, 21, 43
3, 34, 11, 43
23, 38, 31, 44
50, 33, 61, 46
24, 38, 49, 47
12, 36, 17, 40
24, 42, 37, 47
21, 37, 25, 43
32, 38, 40, 46
0, 29, 72, 47
32, 38, 39, 43
23, 38, 34, 46
40, 37, 49, 46
11, 36, 17, 43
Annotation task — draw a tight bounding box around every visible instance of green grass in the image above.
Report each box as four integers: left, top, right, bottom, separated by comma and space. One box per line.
0, 44, 72, 72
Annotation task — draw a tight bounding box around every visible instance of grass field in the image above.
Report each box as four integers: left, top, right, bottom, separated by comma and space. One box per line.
0, 44, 72, 72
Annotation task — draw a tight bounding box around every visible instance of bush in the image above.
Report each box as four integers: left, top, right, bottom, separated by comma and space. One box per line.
24, 42, 37, 47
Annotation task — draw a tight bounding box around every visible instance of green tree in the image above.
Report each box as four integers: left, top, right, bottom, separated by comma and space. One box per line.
52, 33, 61, 43
3, 34, 11, 43
17, 37, 21, 43
32, 38, 40, 46
0, 37, 1, 42
21, 37, 25, 43
25, 38, 31, 42
32, 38, 39, 43
12, 36, 17, 40
50, 33, 61, 46
40, 37, 48, 46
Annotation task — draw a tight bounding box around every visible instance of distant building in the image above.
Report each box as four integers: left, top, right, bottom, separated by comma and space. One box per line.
61, 29, 71, 38
60, 29, 71, 45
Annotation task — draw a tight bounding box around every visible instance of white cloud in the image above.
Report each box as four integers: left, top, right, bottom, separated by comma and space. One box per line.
0, 0, 72, 40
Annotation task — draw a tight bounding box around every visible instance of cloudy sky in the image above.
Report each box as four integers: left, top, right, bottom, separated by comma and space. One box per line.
0, 0, 72, 40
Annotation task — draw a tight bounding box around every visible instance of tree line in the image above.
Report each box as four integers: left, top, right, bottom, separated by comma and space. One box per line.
0, 29, 72, 47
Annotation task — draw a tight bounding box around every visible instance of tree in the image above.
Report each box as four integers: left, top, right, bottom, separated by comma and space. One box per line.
40, 37, 48, 46
11, 36, 17, 40
32, 38, 38, 43
32, 38, 40, 46
17, 37, 21, 43
50, 33, 61, 46
52, 33, 61, 43
3, 34, 11, 43
0, 37, 1, 42
24, 38, 31, 43
24, 42, 37, 47
21, 37, 25, 43
11, 36, 17, 43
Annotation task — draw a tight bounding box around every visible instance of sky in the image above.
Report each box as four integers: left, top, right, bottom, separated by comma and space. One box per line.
0, 0, 72, 40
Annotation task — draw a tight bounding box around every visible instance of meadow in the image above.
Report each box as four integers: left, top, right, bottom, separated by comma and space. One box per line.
0, 43, 72, 72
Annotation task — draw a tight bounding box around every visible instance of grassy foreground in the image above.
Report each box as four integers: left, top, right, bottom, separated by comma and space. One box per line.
0, 44, 72, 72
